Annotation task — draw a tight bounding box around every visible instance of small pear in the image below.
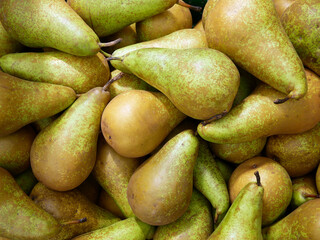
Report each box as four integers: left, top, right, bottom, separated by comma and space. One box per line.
0, 21, 23, 57
14, 168, 38, 195
127, 130, 199, 225
31, 87, 110, 191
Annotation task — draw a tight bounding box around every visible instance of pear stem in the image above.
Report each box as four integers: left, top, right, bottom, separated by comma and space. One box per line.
214, 212, 219, 224
303, 194, 320, 198
201, 110, 228, 126
274, 96, 290, 104
103, 72, 125, 91
177, 0, 202, 12
100, 50, 112, 58
61, 217, 87, 226
99, 38, 122, 48
254, 171, 262, 187
76, 93, 82, 98
106, 56, 123, 62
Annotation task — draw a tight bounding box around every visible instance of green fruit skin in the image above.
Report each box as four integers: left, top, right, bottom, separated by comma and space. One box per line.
0, 22, 23, 57
0, 167, 61, 240
0, 0, 100, 56
15, 168, 38, 195
281, 0, 320, 76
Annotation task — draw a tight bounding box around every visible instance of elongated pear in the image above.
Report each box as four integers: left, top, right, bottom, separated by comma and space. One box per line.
0, 71, 76, 137
205, 0, 307, 101
114, 48, 240, 120
31, 87, 110, 191
0, 0, 101, 56
127, 130, 199, 225
208, 172, 264, 240
0, 167, 61, 240
198, 69, 320, 144
262, 198, 320, 239
0, 51, 110, 93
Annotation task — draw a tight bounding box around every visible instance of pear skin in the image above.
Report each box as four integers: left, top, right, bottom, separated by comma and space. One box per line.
101, 90, 186, 158
127, 130, 199, 226
273, 0, 296, 17
98, 190, 126, 219
31, 87, 110, 191
0, 21, 23, 57
0, 167, 61, 240
15, 168, 38, 195
117, 48, 240, 120
262, 198, 320, 240
198, 69, 320, 144
32, 115, 59, 133
0, 51, 110, 93
266, 122, 320, 177
316, 163, 320, 193
215, 158, 235, 183
0, 71, 76, 137
77, 174, 102, 203
0, 0, 101, 56
0, 125, 36, 175
205, 0, 307, 100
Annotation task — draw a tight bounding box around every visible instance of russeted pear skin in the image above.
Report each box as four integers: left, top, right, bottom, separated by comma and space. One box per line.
119, 48, 240, 120
198, 69, 320, 144
262, 198, 320, 239
205, 0, 307, 100
273, 0, 296, 17
127, 130, 199, 226
0, 0, 100, 56
31, 87, 110, 191
0, 71, 76, 137
0, 167, 61, 240
0, 22, 22, 57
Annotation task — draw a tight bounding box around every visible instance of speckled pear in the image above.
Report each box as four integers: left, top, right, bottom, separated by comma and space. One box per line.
0, 22, 22, 57
115, 48, 240, 120
205, 0, 307, 101
273, 0, 296, 17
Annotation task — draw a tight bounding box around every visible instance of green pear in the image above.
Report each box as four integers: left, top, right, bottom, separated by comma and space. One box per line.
262, 198, 320, 239
198, 69, 320, 144
67, 0, 178, 37
30, 182, 120, 240
71, 217, 154, 240
111, 28, 208, 73
0, 71, 76, 137
15, 168, 38, 195
281, 0, 320, 76
0, 125, 36, 175
0, 167, 61, 240
153, 189, 214, 240
127, 130, 199, 225
215, 158, 235, 183
273, 0, 296, 17
0, 21, 23, 57
266, 122, 320, 177
113, 48, 240, 120
0, 51, 110, 93
208, 172, 264, 240
0, 0, 107, 56
136, 4, 192, 42
101, 90, 186, 158
30, 87, 110, 191
93, 135, 141, 218
205, 0, 307, 101
193, 139, 229, 223
77, 174, 102, 203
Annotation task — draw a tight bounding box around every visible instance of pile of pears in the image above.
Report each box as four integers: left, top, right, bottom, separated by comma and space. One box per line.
0, 0, 320, 239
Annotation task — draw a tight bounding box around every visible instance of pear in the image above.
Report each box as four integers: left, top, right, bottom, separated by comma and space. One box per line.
136, 4, 192, 42
193, 139, 229, 223
281, 0, 320, 76
0, 51, 110, 93
273, 0, 296, 17
15, 168, 38, 195
77, 174, 102, 203
193, 20, 204, 31
153, 189, 214, 240
0, 125, 36, 175
30, 182, 120, 240
98, 190, 126, 219
316, 163, 320, 193
198, 69, 320, 144
0, 71, 76, 137
111, 28, 208, 73
0, 22, 23, 57
127, 130, 199, 225
202, 0, 218, 30
205, 0, 307, 101
266, 122, 320, 177
0, 0, 106, 56
209, 137, 267, 164
215, 158, 235, 183
229, 156, 292, 226
67, 0, 178, 37
30, 86, 110, 191
262, 198, 320, 239
207, 172, 264, 240
93, 135, 141, 218
101, 90, 186, 158
113, 48, 240, 120
0, 167, 61, 240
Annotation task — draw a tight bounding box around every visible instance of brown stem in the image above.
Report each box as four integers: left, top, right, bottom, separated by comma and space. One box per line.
103, 72, 125, 91
201, 110, 228, 126
76, 93, 82, 98
177, 0, 202, 12
214, 212, 219, 224
254, 171, 262, 187
303, 194, 320, 198
274, 96, 290, 104
106, 56, 123, 62
99, 38, 122, 48
61, 217, 87, 226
